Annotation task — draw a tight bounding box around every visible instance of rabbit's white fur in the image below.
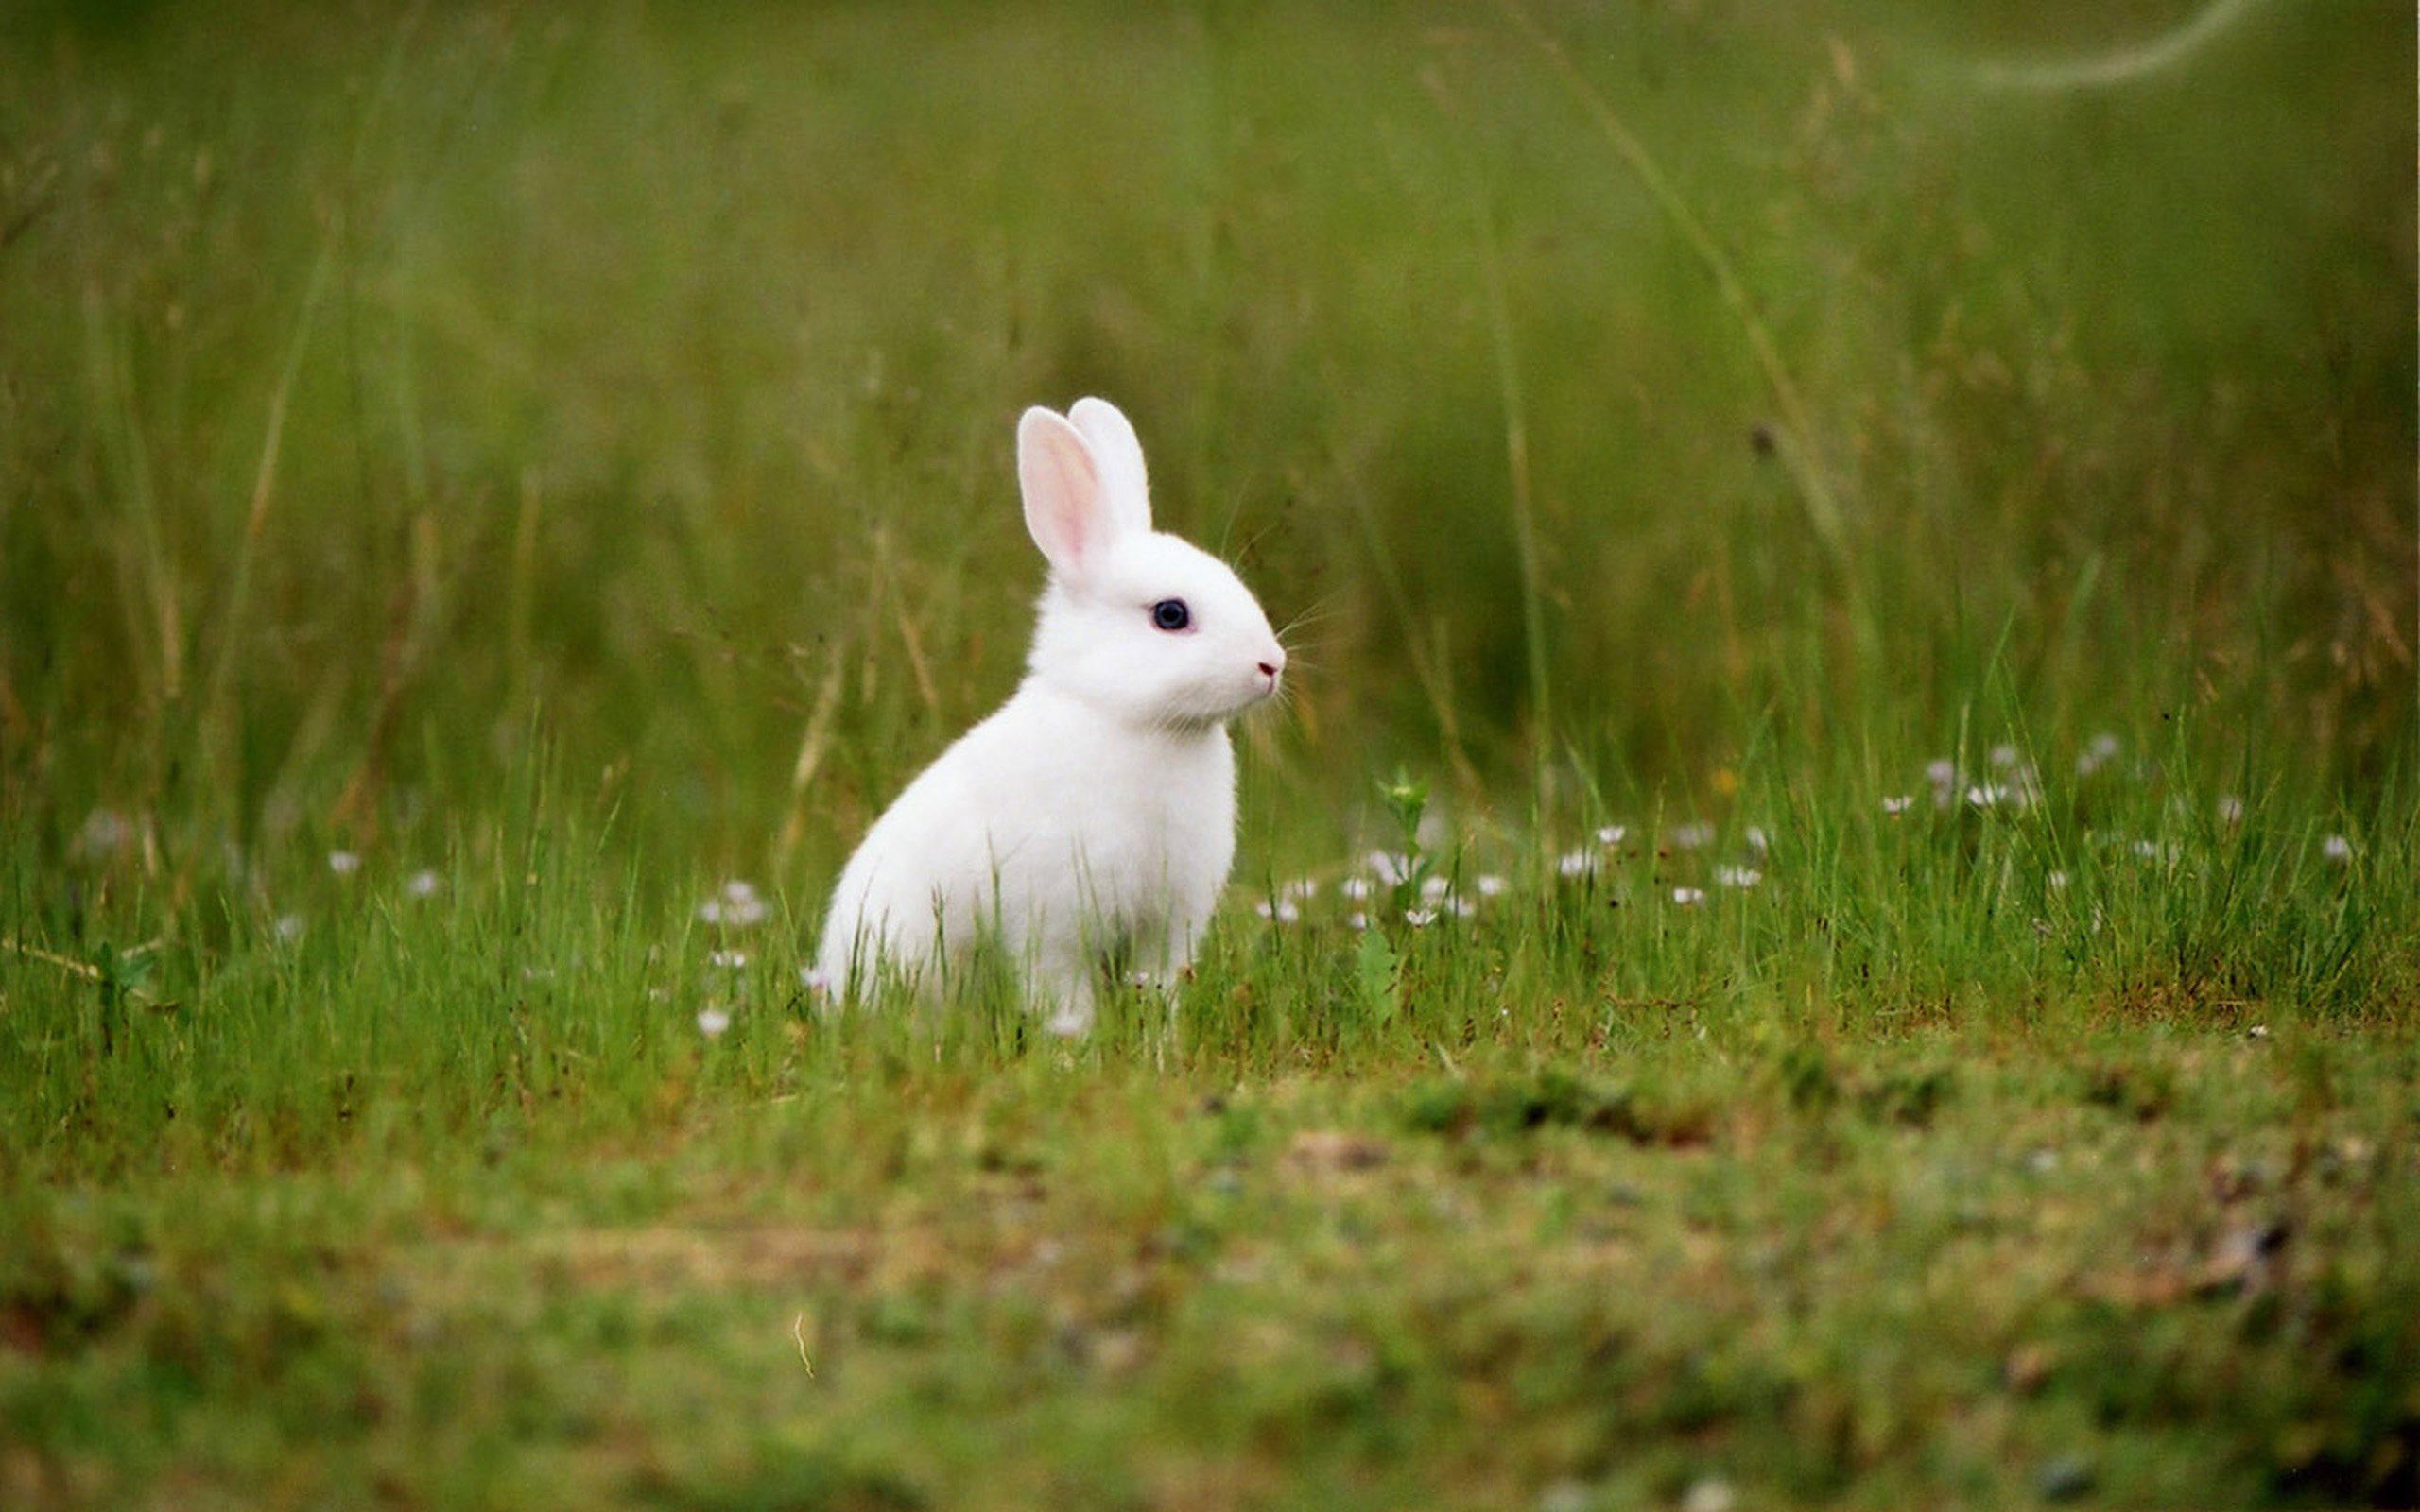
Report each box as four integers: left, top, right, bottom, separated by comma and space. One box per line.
815, 398, 1285, 1034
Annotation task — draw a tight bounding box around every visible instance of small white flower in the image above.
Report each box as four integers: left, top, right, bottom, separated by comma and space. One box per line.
1669, 821, 1715, 850
709, 949, 749, 970
1280, 877, 1320, 903
1743, 826, 1770, 854
1254, 898, 1301, 924
1445, 895, 1478, 919
1716, 866, 1762, 890
406, 868, 441, 899
1557, 849, 1597, 878
696, 1007, 732, 1039
2047, 870, 2070, 891
1881, 795, 1914, 816
1670, 886, 1706, 906
73, 808, 133, 860
2217, 795, 2245, 826
1681, 1476, 1738, 1512
1926, 758, 1958, 788
1367, 850, 1413, 886
1972, 777, 2034, 809
327, 850, 362, 876
1420, 874, 1453, 902
1339, 876, 1374, 902
2321, 833, 2354, 864
274, 913, 306, 942
1404, 907, 1439, 928
1475, 873, 1508, 898
2076, 731, 2123, 778
699, 879, 769, 927
1595, 824, 1628, 847
1346, 910, 1370, 932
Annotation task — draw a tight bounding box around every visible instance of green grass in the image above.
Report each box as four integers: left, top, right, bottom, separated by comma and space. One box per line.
3, 1, 2415, 1507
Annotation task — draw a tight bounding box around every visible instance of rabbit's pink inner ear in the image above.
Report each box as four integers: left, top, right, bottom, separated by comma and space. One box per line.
1018, 407, 1110, 578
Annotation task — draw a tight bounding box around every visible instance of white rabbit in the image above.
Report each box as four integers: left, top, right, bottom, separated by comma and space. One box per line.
815, 398, 1286, 1035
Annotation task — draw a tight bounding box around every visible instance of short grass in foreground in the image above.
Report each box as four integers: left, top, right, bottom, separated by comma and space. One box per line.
4, 742, 2414, 1511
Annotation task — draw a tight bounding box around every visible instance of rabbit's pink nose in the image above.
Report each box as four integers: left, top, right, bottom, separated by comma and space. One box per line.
1258, 646, 1286, 681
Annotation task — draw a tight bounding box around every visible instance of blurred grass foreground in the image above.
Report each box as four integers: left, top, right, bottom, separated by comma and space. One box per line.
1, 0, 2410, 885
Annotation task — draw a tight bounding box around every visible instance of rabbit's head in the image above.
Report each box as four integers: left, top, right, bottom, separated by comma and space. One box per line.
1017, 399, 1285, 730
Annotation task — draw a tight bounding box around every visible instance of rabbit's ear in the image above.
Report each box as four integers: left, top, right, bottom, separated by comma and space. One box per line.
1018, 406, 1122, 580
1067, 397, 1153, 537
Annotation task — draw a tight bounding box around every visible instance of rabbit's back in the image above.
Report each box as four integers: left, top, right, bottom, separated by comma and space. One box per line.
814, 684, 1236, 997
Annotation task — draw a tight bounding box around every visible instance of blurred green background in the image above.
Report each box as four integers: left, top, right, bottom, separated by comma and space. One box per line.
2, 0, 2411, 892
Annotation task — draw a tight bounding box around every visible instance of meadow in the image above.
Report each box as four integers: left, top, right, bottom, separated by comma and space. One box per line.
3, 1, 2415, 1507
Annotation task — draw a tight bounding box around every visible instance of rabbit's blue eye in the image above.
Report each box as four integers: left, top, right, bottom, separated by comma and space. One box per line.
1150, 599, 1191, 632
